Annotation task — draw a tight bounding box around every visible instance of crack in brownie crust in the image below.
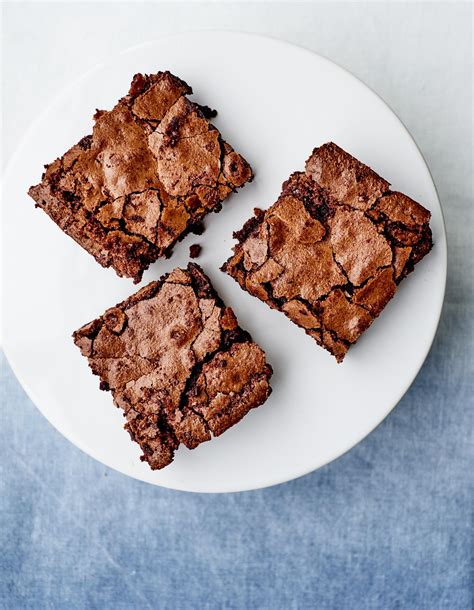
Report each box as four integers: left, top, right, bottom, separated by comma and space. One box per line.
222, 142, 433, 362
29, 72, 253, 282
73, 263, 272, 469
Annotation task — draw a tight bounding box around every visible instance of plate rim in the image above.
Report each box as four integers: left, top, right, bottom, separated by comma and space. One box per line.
2, 31, 448, 493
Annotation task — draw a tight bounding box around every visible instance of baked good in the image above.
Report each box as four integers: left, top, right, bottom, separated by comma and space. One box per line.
29, 72, 252, 282
73, 263, 272, 469
223, 142, 433, 362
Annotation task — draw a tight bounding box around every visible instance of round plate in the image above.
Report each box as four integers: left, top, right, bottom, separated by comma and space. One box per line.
3, 32, 446, 492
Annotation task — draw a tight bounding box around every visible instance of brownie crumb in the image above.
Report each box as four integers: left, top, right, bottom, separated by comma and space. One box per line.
189, 244, 202, 258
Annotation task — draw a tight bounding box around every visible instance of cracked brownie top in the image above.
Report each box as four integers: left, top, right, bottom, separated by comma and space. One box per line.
223, 142, 433, 362
29, 72, 253, 282
73, 263, 273, 470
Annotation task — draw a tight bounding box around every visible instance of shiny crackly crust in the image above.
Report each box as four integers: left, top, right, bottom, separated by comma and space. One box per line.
29, 72, 253, 282
73, 263, 272, 470
223, 142, 433, 362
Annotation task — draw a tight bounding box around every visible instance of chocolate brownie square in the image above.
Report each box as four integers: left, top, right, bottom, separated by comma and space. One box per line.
29, 72, 252, 282
73, 263, 272, 469
223, 143, 433, 362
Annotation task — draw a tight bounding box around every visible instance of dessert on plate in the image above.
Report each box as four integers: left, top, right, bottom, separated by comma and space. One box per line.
73, 263, 273, 469
223, 142, 433, 362
29, 71, 252, 283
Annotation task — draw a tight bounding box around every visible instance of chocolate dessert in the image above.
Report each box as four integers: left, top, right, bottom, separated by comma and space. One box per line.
73, 263, 273, 469
29, 72, 252, 282
223, 143, 433, 361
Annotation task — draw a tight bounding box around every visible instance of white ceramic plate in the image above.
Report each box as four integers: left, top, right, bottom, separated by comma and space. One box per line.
2, 32, 446, 493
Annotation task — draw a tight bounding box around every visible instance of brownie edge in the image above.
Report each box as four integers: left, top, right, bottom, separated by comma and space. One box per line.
73, 263, 272, 470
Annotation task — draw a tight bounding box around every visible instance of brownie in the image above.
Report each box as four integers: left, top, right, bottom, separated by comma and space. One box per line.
73, 263, 272, 469
29, 72, 253, 283
223, 142, 433, 362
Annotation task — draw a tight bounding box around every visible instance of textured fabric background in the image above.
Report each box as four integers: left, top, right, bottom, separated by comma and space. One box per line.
1, 3, 472, 609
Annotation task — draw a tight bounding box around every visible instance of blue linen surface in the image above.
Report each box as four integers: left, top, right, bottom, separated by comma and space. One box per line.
1, 3, 473, 609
